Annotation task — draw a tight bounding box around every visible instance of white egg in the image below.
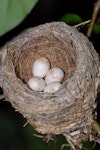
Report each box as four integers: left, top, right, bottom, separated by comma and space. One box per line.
32, 57, 50, 78
44, 82, 62, 93
45, 67, 64, 84
27, 77, 45, 92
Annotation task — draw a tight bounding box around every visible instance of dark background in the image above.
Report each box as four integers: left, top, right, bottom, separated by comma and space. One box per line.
0, 0, 100, 150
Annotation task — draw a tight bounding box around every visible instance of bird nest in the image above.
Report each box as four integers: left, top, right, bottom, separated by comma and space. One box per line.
0, 22, 100, 149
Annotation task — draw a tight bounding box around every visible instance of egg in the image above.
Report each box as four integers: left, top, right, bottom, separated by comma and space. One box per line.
45, 67, 64, 84
44, 82, 62, 93
27, 77, 45, 92
32, 57, 50, 78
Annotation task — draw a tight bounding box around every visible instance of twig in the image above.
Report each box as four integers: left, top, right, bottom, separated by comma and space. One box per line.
23, 121, 29, 127
0, 95, 5, 100
33, 134, 54, 143
63, 133, 81, 150
91, 120, 100, 135
87, 0, 100, 37
74, 20, 91, 28
60, 143, 70, 150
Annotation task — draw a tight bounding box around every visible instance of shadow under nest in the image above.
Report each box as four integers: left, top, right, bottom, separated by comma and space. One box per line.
0, 22, 100, 150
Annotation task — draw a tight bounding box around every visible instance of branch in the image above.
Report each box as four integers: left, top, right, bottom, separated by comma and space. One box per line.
87, 0, 100, 37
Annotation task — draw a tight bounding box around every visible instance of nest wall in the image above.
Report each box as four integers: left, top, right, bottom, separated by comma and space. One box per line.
0, 22, 100, 147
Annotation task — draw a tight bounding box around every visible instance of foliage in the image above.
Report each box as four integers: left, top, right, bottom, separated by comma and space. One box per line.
92, 23, 100, 34
60, 13, 100, 34
60, 13, 82, 25
0, 0, 38, 36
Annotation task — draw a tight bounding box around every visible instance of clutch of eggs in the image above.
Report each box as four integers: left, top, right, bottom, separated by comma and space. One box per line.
27, 57, 64, 93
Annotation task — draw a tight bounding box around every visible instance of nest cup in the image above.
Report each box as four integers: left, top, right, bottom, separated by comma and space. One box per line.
0, 22, 100, 147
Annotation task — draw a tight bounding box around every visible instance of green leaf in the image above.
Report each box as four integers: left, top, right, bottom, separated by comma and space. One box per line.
60, 13, 82, 25
93, 23, 100, 34
0, 0, 38, 36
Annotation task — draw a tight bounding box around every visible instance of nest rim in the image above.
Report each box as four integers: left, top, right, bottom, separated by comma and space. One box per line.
1, 22, 99, 109
0, 22, 100, 137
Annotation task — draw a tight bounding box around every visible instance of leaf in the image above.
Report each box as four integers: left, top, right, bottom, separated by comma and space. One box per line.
60, 13, 82, 25
93, 23, 100, 34
0, 0, 38, 36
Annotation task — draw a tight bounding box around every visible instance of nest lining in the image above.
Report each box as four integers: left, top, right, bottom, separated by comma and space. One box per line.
7, 27, 77, 84
0, 22, 100, 147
